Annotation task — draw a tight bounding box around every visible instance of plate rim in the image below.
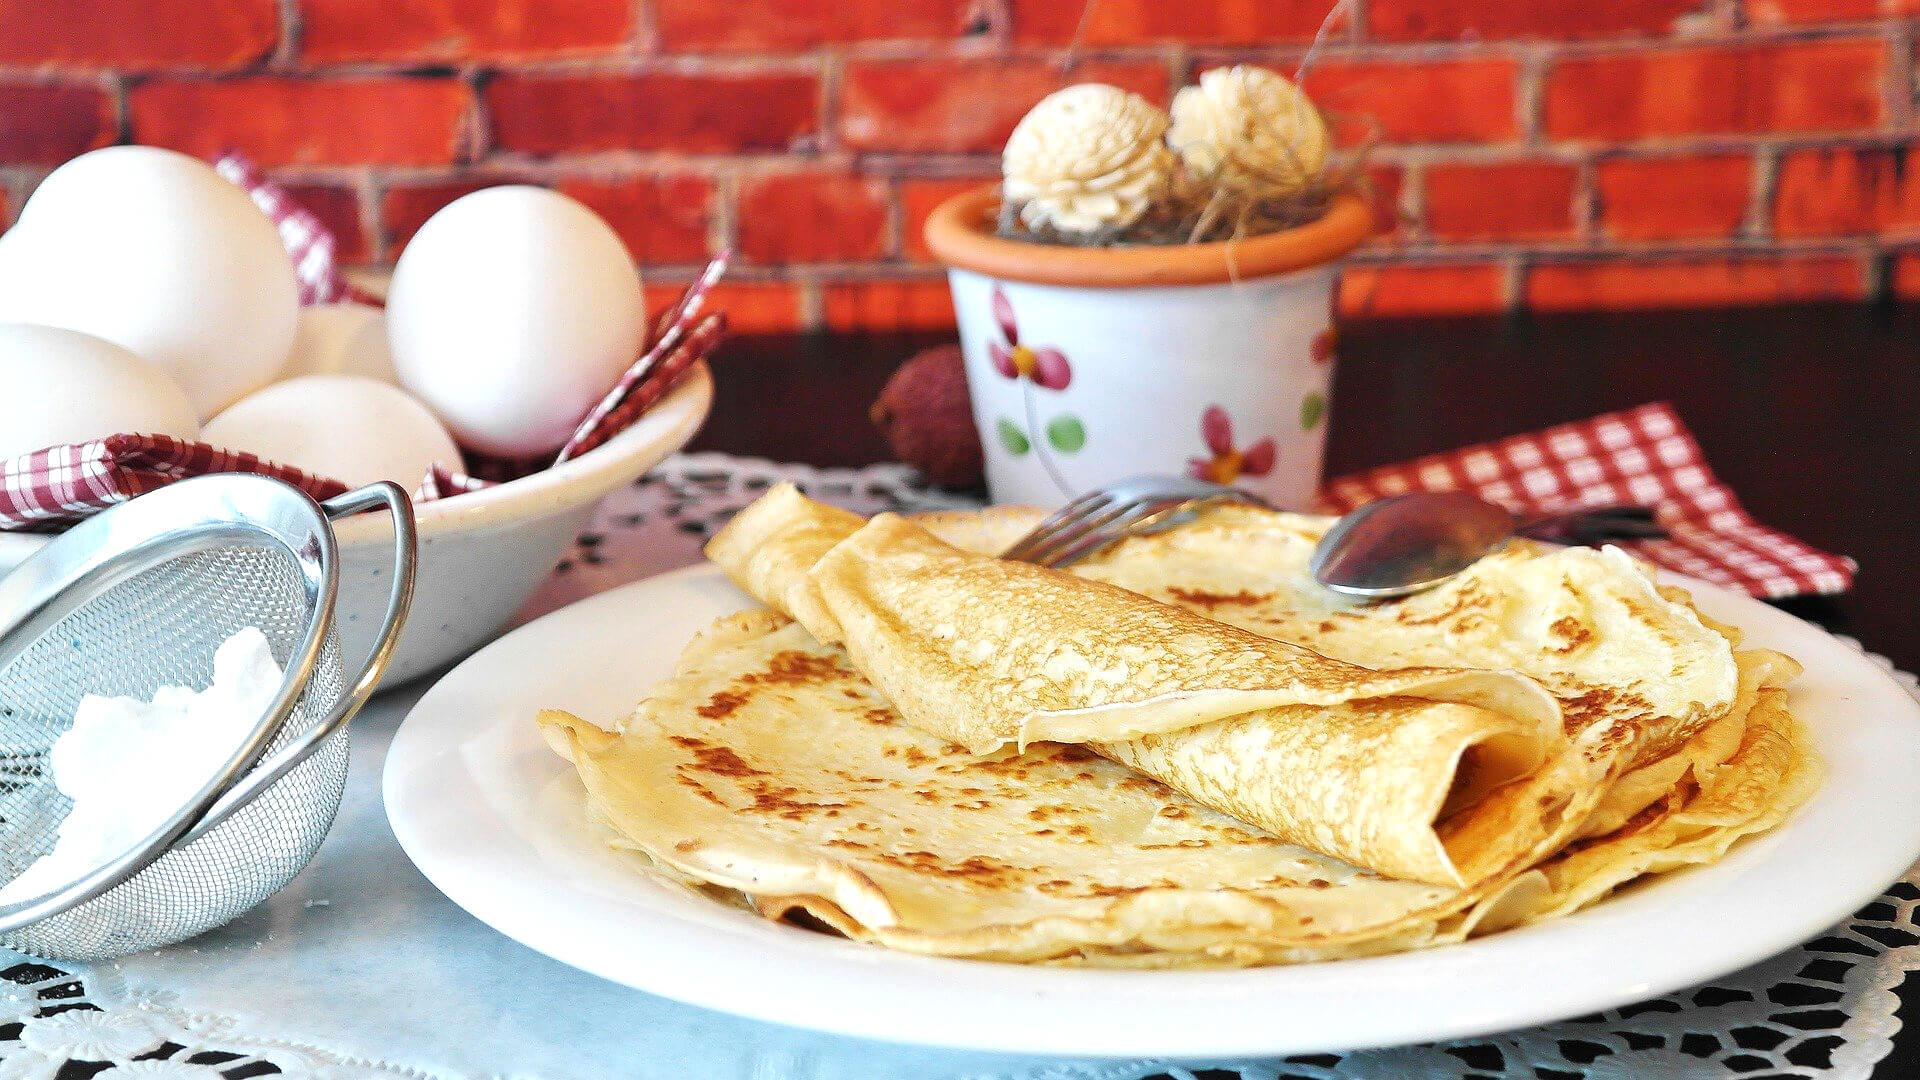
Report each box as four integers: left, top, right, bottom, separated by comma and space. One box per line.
385, 562, 1920, 1059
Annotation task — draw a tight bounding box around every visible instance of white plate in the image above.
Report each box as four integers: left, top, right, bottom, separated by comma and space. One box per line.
385, 564, 1920, 1059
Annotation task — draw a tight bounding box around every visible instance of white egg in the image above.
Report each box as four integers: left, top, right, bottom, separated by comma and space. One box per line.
282, 303, 396, 384
387, 185, 644, 457
0, 146, 299, 419
0, 323, 199, 459
201, 376, 460, 489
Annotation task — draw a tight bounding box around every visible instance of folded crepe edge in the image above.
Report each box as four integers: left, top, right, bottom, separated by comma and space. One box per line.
708, 484, 1586, 887
705, 482, 855, 644
534, 698, 1617, 964
711, 485, 1567, 748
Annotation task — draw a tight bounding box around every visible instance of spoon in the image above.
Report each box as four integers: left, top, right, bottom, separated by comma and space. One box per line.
1309, 492, 1667, 599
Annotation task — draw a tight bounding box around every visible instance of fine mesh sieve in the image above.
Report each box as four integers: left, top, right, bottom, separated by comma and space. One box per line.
0, 474, 415, 961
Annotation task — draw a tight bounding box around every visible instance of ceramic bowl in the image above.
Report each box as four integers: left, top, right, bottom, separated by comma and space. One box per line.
0, 364, 712, 686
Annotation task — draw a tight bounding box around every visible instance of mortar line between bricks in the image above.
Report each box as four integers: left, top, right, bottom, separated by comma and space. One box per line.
1516, 42, 1549, 147
712, 171, 739, 260
1499, 255, 1524, 311
795, 272, 825, 331
1485, 21, 1907, 57
32, 28, 1911, 85
464, 152, 864, 174
818, 49, 843, 156
1370, 144, 1589, 166
1165, 45, 1190, 94
632, 0, 659, 54
884, 176, 906, 261
295, 161, 773, 184
405, 54, 830, 79
1888, 18, 1917, 127
630, 265, 940, 282
104, 72, 130, 146
1185, 25, 1899, 67
1744, 143, 1781, 243
354, 167, 383, 265
1571, 156, 1597, 241
1344, 238, 1877, 263
459, 66, 489, 164
269, 0, 300, 70
727, 261, 952, 280
1399, 157, 1428, 242
1864, 242, 1893, 302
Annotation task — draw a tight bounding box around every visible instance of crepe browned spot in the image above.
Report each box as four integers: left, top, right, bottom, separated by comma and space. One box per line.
540, 497, 1817, 968
970, 504, 1742, 774
706, 485, 1576, 887
538, 611, 1608, 966
942, 505, 1773, 842
1517, 684, 1821, 923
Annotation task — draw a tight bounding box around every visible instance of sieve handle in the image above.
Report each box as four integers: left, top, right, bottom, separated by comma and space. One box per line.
178, 481, 419, 845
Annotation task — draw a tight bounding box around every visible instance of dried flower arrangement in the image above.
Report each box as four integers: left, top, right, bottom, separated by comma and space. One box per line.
998, 66, 1365, 247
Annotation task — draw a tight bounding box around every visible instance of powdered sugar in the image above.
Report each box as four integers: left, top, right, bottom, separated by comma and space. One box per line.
0, 628, 283, 905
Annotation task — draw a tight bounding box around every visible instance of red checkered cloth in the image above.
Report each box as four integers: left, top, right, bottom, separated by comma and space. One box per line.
1, 435, 349, 529
560, 254, 729, 463
1322, 402, 1855, 599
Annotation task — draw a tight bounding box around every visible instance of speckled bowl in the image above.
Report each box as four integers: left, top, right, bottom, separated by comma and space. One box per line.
0, 364, 712, 687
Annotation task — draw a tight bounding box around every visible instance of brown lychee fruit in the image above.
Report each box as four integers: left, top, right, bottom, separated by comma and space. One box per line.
870, 344, 984, 490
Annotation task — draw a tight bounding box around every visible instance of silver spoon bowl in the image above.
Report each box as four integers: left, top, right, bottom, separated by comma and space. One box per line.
1309, 492, 1666, 599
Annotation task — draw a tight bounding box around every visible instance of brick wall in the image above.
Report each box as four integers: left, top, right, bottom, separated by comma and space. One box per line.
1, 0, 1917, 331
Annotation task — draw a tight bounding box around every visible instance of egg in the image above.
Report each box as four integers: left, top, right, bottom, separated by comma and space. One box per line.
386, 185, 645, 457
0, 323, 199, 459
0, 146, 299, 419
201, 376, 460, 489
282, 303, 397, 384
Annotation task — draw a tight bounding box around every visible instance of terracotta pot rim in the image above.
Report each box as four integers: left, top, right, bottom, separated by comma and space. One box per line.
923, 187, 1371, 288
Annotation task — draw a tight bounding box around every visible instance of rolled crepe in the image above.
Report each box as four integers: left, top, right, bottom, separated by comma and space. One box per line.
707, 485, 1578, 887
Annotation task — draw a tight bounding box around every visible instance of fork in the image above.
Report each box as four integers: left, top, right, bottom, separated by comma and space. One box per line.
999, 475, 1269, 569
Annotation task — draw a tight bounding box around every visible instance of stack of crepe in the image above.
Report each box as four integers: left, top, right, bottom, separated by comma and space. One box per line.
539, 485, 1819, 967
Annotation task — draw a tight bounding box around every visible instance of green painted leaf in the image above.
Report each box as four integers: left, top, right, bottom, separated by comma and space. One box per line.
996, 416, 1031, 456
1299, 392, 1327, 431
1046, 414, 1087, 454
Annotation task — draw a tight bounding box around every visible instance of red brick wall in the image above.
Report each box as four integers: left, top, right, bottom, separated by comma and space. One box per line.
1, 0, 1916, 330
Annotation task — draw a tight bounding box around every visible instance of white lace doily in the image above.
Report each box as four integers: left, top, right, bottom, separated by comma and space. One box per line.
4, 453, 1917, 1080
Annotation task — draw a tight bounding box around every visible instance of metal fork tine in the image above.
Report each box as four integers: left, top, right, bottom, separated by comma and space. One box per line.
1032, 497, 1185, 569
999, 489, 1112, 563
1017, 495, 1149, 568
999, 474, 1266, 569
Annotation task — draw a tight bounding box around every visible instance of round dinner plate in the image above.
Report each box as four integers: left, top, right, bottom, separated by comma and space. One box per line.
385, 563, 1920, 1059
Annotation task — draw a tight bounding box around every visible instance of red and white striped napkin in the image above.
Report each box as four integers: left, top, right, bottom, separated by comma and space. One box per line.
0, 155, 729, 530
0, 435, 350, 526
1323, 401, 1855, 599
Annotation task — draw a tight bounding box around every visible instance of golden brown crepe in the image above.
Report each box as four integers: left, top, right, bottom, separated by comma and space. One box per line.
974, 504, 1742, 768
706, 485, 1581, 887
894, 501, 1820, 928
912, 504, 1751, 840
538, 611, 1603, 965
538, 493, 1820, 968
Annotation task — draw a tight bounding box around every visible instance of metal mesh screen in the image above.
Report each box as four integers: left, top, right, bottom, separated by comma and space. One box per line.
0, 545, 349, 961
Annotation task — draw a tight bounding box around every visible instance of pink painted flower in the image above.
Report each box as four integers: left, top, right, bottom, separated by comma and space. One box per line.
987, 285, 1072, 390
1189, 405, 1275, 485
1311, 326, 1336, 365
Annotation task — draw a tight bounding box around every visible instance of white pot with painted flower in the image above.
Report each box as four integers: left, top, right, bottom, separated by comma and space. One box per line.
923, 73, 1370, 510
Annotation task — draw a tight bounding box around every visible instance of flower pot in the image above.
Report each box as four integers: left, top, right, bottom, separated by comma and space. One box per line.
924, 188, 1370, 509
